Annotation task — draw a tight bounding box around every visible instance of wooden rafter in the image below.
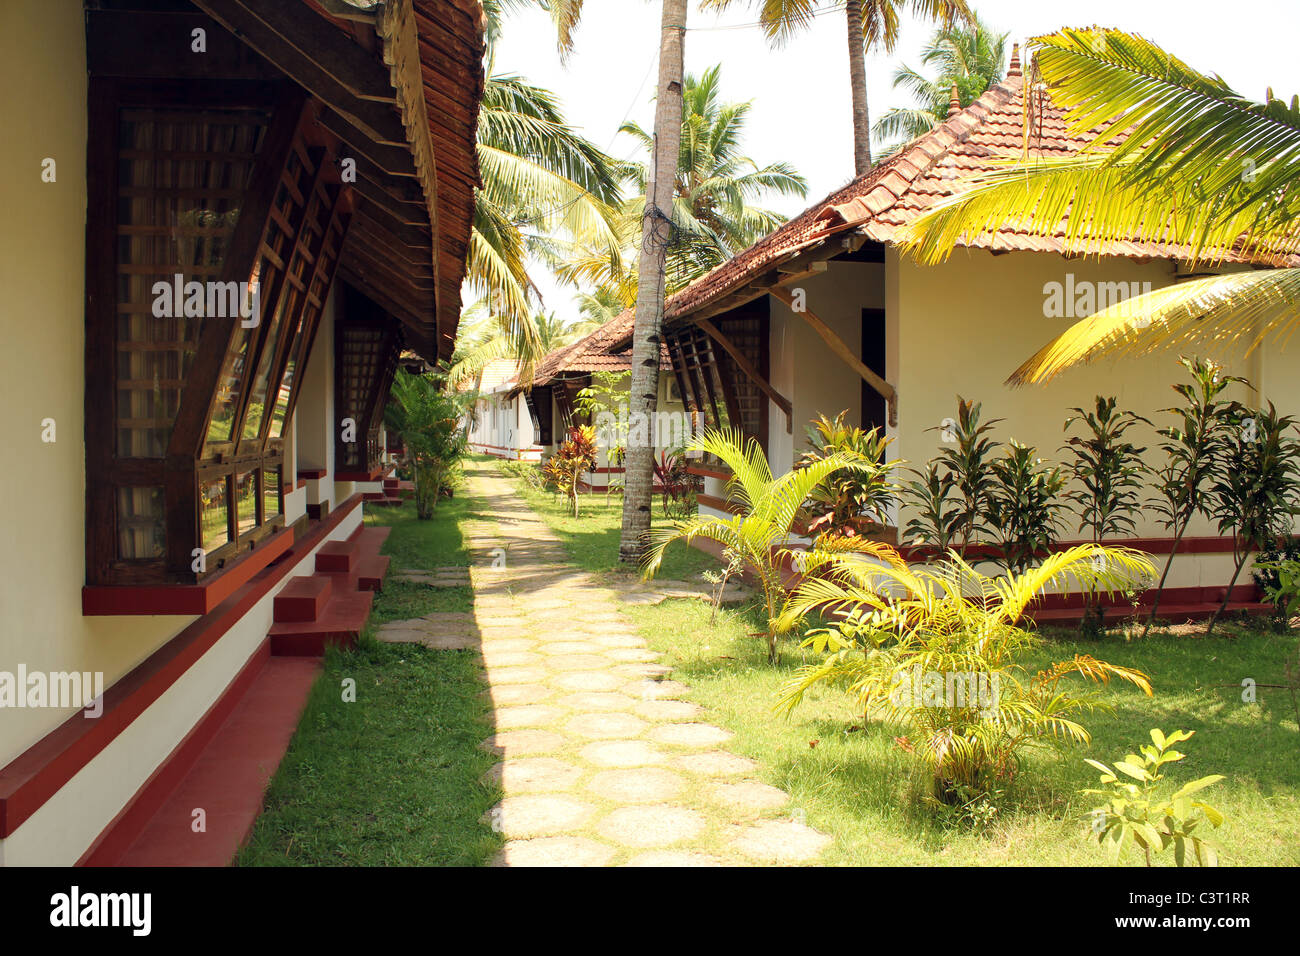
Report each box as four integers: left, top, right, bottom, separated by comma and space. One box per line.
190, 1, 405, 145
768, 286, 898, 427
695, 317, 792, 433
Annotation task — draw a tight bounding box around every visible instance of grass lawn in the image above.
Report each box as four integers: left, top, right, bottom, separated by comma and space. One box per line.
499, 463, 1300, 867
237, 491, 503, 866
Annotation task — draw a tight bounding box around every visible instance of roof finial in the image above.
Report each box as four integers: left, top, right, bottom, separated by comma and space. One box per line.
947, 83, 961, 119
1008, 42, 1022, 78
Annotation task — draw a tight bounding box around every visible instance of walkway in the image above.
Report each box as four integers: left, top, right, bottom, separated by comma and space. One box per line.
377, 460, 830, 866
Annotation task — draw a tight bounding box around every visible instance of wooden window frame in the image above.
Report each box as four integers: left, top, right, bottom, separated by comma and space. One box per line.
85, 77, 352, 588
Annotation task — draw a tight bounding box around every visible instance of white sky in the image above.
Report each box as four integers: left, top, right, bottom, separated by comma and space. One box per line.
492, 0, 1300, 318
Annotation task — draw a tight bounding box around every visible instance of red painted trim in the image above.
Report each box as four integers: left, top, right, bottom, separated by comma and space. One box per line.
0, 494, 363, 839
77, 639, 272, 866
335, 468, 383, 482
81, 525, 296, 616
296, 468, 327, 480
687, 464, 731, 481
895, 535, 1288, 562
695, 493, 1283, 561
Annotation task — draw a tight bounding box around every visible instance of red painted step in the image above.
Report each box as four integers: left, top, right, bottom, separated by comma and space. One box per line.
315, 537, 359, 573
105, 655, 321, 867
357, 554, 391, 591
273, 575, 333, 623
268, 591, 374, 656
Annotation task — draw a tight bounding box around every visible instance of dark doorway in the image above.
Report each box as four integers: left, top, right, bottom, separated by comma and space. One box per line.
861, 308, 887, 431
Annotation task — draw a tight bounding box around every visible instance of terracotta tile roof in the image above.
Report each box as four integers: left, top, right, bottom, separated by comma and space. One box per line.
529, 309, 671, 388
591, 57, 1294, 346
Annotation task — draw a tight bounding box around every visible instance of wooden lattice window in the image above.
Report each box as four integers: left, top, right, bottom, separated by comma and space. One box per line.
86, 79, 352, 587
667, 307, 770, 459
335, 288, 402, 478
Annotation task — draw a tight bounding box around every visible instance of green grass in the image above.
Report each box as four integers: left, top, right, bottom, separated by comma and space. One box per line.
237, 491, 502, 867
504, 466, 1300, 867
490, 457, 716, 582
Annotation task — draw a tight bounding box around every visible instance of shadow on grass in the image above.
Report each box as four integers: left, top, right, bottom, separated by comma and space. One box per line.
239, 487, 503, 866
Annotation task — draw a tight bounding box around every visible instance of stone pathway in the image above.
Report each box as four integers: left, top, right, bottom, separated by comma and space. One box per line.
376, 459, 829, 866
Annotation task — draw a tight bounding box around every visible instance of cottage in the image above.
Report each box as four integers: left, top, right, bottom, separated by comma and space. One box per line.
600, 46, 1295, 613
522, 312, 684, 492
0, 0, 484, 866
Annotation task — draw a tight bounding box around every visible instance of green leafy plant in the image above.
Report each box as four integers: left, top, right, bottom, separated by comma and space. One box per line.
1063, 396, 1151, 633
778, 542, 1156, 802
575, 370, 630, 502
987, 440, 1067, 574
1146, 357, 1249, 629
642, 426, 872, 663
1206, 402, 1300, 634
541, 425, 598, 516
932, 397, 1002, 557
900, 461, 961, 555
797, 411, 901, 544
1083, 729, 1225, 867
653, 447, 700, 520
1251, 539, 1300, 631
387, 368, 470, 520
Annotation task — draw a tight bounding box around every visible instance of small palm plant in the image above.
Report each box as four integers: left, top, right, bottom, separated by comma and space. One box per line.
641, 426, 866, 664
777, 543, 1156, 801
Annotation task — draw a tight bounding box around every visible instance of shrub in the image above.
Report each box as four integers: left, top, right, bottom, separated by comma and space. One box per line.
1083, 729, 1225, 867
1062, 396, 1150, 634
542, 425, 598, 516
900, 461, 961, 555
1206, 402, 1300, 634
797, 411, 900, 544
932, 397, 1002, 557
1251, 538, 1300, 630
1147, 357, 1249, 627
387, 368, 470, 520
777, 543, 1156, 803
987, 440, 1067, 574
653, 447, 700, 519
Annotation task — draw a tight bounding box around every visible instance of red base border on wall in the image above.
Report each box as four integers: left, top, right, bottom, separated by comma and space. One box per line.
0, 494, 363, 840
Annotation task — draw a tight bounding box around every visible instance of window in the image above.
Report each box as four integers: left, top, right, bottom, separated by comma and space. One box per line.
86, 80, 353, 587
667, 303, 770, 459
334, 287, 402, 479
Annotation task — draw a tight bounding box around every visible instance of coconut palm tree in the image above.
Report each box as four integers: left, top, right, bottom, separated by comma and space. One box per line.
872, 17, 1008, 150
559, 65, 809, 297
469, 3, 626, 362
447, 299, 589, 390
705, 0, 974, 175
898, 27, 1300, 385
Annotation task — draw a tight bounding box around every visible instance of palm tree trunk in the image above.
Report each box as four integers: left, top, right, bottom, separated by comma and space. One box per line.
845, 1, 872, 175
619, 0, 687, 564
1145, 519, 1188, 633
1206, 544, 1249, 636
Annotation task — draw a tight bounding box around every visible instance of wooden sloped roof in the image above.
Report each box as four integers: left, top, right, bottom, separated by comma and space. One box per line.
204, 0, 486, 362
604, 46, 1293, 348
